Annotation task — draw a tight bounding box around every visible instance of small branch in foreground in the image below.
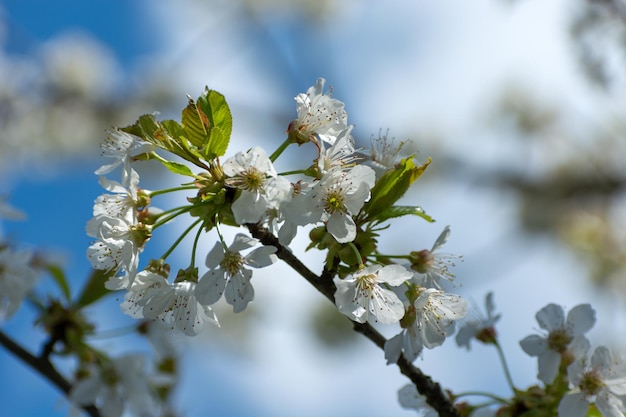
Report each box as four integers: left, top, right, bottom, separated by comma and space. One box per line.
0, 330, 101, 417
247, 223, 461, 417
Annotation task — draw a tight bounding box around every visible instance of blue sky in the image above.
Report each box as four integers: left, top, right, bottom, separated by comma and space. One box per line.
0, 2, 159, 416
2, 0, 155, 63
1, 1, 625, 417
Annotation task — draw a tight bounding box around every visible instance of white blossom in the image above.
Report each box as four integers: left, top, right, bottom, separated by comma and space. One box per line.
195, 234, 277, 313
316, 125, 358, 175
86, 214, 145, 290
223, 146, 289, 225
520, 303, 596, 385
455, 291, 501, 350
69, 354, 160, 417
364, 129, 408, 177
0, 247, 38, 320
0, 197, 25, 221
397, 384, 438, 417
288, 77, 348, 146
263, 178, 303, 246
334, 264, 411, 324
385, 288, 467, 363
305, 165, 376, 243
410, 225, 461, 289
93, 168, 142, 222
121, 270, 219, 336
95, 129, 153, 186
86, 168, 150, 290
559, 346, 626, 417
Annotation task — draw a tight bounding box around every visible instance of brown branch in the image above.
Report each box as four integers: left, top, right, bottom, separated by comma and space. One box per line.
247, 223, 460, 417
0, 329, 101, 417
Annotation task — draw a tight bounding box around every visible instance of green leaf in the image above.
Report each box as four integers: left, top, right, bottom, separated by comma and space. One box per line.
46, 264, 71, 302
196, 88, 232, 159
373, 205, 434, 224
181, 97, 211, 149
362, 156, 431, 220
121, 113, 153, 139
162, 160, 195, 177
161, 119, 185, 142
73, 269, 113, 309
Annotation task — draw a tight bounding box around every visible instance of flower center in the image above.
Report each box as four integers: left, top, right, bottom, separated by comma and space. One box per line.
323, 188, 346, 214
355, 273, 377, 296
221, 251, 244, 277
226, 167, 265, 193
579, 369, 604, 397
410, 249, 434, 274
547, 329, 572, 353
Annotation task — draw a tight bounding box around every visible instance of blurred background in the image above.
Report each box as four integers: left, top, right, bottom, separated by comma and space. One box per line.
1, 0, 626, 416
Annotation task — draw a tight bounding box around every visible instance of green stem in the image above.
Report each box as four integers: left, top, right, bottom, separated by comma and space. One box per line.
160, 218, 203, 261
453, 391, 509, 403
494, 340, 516, 393
269, 137, 291, 162
277, 169, 307, 176
148, 185, 197, 198
88, 324, 139, 340
152, 206, 193, 230
190, 220, 206, 267
372, 253, 411, 261
347, 242, 365, 268
150, 151, 174, 166
213, 215, 229, 251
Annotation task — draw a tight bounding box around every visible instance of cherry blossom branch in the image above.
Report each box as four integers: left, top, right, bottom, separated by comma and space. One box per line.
0, 330, 101, 417
246, 223, 461, 417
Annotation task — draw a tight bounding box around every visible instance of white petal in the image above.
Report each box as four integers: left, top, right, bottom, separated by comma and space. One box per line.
245, 246, 277, 268
205, 242, 225, 268
398, 384, 427, 410
402, 327, 425, 362
333, 278, 365, 323
537, 350, 561, 385
369, 287, 405, 324
384, 333, 404, 364
566, 304, 596, 336
70, 377, 101, 406
101, 387, 124, 417
596, 391, 626, 417
232, 191, 268, 224
520, 335, 548, 357
536, 303, 565, 332
591, 346, 613, 370
377, 264, 412, 286
195, 270, 227, 306
558, 392, 589, 417
327, 212, 355, 243
431, 225, 451, 252
224, 271, 254, 313
229, 233, 258, 252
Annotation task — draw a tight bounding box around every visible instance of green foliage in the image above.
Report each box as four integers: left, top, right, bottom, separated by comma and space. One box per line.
73, 269, 113, 309
362, 156, 431, 221
162, 160, 195, 177
45, 264, 71, 303
122, 87, 232, 169
370, 205, 434, 225
195, 88, 232, 160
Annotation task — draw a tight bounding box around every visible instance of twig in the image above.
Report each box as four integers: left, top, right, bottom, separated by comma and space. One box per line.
247, 223, 461, 417
0, 330, 101, 417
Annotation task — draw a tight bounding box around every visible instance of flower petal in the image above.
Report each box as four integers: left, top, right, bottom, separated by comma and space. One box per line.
536, 303, 565, 332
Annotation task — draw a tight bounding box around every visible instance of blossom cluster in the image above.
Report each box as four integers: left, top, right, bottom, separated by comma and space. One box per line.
521, 303, 626, 417
86, 78, 468, 348
85, 78, 473, 415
